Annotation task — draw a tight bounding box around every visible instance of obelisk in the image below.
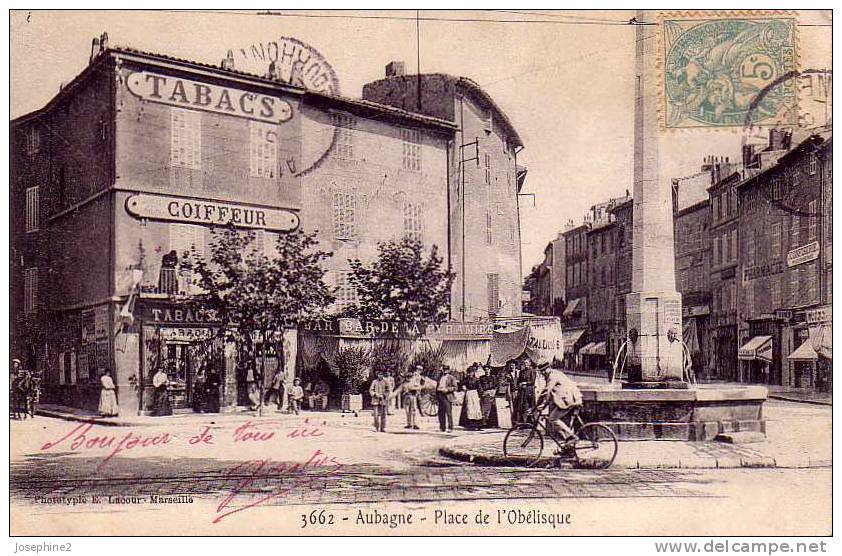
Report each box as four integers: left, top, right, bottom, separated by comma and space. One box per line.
625, 10, 685, 386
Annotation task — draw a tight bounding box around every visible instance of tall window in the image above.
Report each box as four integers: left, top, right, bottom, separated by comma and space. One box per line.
334, 271, 358, 309
25, 186, 39, 233
808, 200, 817, 240
403, 202, 424, 243
171, 108, 201, 169
169, 223, 206, 261
331, 112, 356, 160
26, 125, 41, 157
333, 191, 356, 239
771, 279, 781, 308
487, 273, 500, 315
809, 153, 818, 175
484, 152, 491, 185
401, 128, 421, 172
713, 236, 720, 265
730, 228, 738, 262
486, 212, 493, 244
771, 221, 782, 257
249, 121, 278, 178
790, 214, 801, 247
24, 268, 38, 315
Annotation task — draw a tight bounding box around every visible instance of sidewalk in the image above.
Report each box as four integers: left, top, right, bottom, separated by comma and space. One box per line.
35, 403, 366, 428
566, 369, 832, 406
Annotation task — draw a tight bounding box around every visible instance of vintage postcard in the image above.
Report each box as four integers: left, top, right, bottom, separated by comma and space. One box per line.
8, 8, 832, 541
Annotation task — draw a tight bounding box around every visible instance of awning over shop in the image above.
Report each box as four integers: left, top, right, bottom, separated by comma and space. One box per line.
579, 342, 596, 355
738, 335, 773, 362
809, 324, 832, 359
563, 329, 586, 353
586, 341, 607, 356
787, 339, 818, 361
563, 298, 582, 317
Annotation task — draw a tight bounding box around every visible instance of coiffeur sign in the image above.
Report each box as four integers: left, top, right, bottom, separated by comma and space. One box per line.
125, 193, 299, 232
126, 71, 293, 124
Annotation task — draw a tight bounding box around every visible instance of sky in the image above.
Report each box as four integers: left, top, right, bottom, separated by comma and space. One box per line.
10, 9, 832, 277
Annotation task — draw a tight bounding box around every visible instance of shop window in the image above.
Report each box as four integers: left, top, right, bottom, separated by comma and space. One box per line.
331, 112, 356, 160
401, 128, 421, 172
249, 121, 278, 178
170, 108, 201, 169
402, 201, 424, 244
24, 268, 38, 315
25, 186, 39, 233
333, 191, 356, 240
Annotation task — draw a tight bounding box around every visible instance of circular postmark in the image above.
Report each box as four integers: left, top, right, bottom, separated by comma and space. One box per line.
663, 17, 797, 128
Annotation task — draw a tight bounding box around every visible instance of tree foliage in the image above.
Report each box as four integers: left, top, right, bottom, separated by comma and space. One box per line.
182, 226, 334, 409
346, 237, 455, 324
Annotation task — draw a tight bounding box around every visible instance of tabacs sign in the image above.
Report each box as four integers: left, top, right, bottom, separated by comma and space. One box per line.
126, 71, 293, 124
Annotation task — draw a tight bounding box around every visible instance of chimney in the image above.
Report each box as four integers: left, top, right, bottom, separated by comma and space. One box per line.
221, 50, 235, 71
99, 32, 108, 52
90, 37, 100, 63
385, 61, 406, 77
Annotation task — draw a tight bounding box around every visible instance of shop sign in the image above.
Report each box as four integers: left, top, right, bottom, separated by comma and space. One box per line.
126, 71, 293, 124
144, 305, 221, 324
81, 309, 96, 345
338, 318, 493, 339
804, 305, 832, 324
683, 305, 710, 317
787, 241, 820, 268
774, 309, 793, 321
126, 193, 299, 232
160, 327, 214, 342
720, 267, 736, 279
743, 260, 784, 283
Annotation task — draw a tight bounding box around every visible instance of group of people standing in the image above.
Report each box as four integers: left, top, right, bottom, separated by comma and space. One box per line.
367, 358, 546, 434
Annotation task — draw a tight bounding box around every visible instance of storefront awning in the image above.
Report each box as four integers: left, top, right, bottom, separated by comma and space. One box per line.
587, 341, 607, 356
787, 339, 818, 361
738, 336, 773, 363
563, 298, 582, 317
578, 341, 596, 355
809, 324, 832, 360
563, 329, 586, 353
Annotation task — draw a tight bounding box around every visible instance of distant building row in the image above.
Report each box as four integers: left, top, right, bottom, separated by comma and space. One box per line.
525, 129, 832, 392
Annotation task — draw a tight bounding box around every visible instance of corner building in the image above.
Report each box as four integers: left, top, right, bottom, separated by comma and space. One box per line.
11, 46, 525, 414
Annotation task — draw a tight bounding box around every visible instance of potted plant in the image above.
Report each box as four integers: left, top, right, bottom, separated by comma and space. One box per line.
333, 346, 370, 414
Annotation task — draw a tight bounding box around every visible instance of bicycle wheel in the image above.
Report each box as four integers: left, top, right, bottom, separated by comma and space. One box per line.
420, 392, 439, 416
503, 424, 544, 467
573, 423, 618, 469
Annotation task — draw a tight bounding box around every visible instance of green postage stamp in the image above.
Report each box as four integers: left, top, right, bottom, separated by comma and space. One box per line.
660, 12, 798, 129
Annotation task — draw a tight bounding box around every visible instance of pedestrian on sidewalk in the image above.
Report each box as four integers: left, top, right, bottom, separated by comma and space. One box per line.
205, 367, 221, 413
152, 367, 172, 416
459, 365, 483, 430
288, 378, 304, 415
98, 369, 119, 417
369, 370, 392, 432
436, 365, 458, 432
265, 367, 285, 411
515, 359, 538, 423
401, 366, 424, 430
384, 370, 396, 415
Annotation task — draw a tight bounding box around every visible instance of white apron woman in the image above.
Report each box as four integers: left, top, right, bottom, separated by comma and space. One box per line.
98, 370, 119, 417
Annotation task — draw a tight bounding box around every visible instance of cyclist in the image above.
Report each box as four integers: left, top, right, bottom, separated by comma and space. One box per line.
537, 362, 582, 442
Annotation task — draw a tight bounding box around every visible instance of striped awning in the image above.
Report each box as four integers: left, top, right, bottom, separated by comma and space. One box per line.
787, 339, 818, 361
738, 336, 773, 362
580, 342, 606, 356
563, 329, 586, 353
563, 298, 583, 317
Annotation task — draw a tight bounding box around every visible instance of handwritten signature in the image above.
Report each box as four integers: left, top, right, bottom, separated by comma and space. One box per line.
214, 449, 343, 524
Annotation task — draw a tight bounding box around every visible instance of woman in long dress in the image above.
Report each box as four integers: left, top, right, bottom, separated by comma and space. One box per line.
152, 368, 172, 416
98, 370, 119, 417
459, 366, 483, 430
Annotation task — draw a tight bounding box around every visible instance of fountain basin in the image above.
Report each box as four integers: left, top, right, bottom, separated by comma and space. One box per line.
580, 384, 768, 441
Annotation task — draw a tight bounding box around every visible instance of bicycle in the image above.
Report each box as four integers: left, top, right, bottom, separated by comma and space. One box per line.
503, 402, 618, 469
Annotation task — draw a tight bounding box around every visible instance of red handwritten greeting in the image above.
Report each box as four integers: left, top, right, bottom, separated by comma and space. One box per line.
40, 423, 173, 471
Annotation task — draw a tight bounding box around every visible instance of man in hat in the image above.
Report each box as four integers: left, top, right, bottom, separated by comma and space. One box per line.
435, 365, 458, 432
538, 362, 582, 441
515, 359, 538, 423
369, 370, 391, 432
402, 365, 424, 430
